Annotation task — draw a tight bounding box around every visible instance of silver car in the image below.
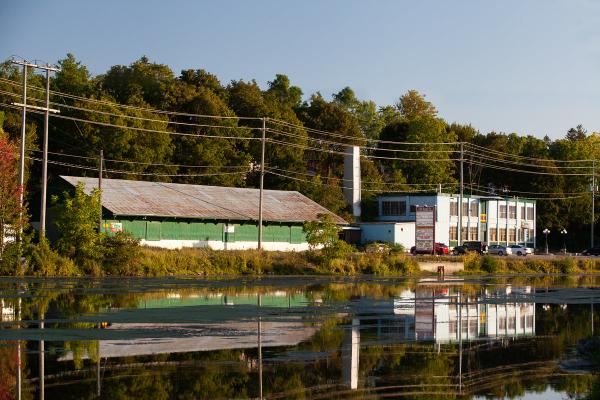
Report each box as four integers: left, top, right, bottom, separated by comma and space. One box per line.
488, 244, 509, 256
508, 244, 533, 256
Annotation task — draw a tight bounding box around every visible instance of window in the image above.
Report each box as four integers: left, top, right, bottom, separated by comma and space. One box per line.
509, 205, 517, 219
410, 205, 417, 213
499, 205, 507, 219
462, 202, 469, 216
449, 226, 458, 240
469, 227, 478, 240
470, 202, 478, 217
461, 227, 467, 241
520, 206, 526, 219
526, 206, 534, 220
508, 317, 516, 330
499, 228, 507, 242
521, 228, 528, 242
499, 316, 506, 330
382, 201, 406, 216
449, 321, 457, 335
526, 315, 534, 329
490, 228, 497, 242
450, 202, 458, 216
509, 228, 516, 242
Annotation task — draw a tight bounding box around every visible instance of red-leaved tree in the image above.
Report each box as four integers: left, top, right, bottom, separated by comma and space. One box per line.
0, 134, 21, 259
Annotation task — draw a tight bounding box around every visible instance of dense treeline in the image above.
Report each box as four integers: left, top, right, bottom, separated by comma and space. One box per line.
0, 54, 598, 250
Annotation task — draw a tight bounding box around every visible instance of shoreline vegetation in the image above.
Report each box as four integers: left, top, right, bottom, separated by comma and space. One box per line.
13, 243, 600, 277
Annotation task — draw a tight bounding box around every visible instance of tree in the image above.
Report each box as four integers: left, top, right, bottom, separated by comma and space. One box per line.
303, 213, 341, 251
0, 129, 21, 261
52, 182, 103, 270
396, 90, 437, 120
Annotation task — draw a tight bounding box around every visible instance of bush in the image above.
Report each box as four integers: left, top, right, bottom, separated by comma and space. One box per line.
480, 255, 502, 273
556, 257, 576, 274
102, 232, 142, 275
26, 239, 79, 276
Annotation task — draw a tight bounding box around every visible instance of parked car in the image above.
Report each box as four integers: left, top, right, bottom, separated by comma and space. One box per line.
582, 246, 600, 256
410, 242, 449, 255
452, 241, 488, 255
488, 244, 508, 256
508, 244, 533, 256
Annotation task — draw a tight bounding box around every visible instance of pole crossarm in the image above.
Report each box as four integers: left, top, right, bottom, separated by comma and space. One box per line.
11, 102, 60, 113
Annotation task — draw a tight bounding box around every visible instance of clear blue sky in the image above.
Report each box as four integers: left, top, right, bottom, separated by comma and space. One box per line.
2, 0, 599, 139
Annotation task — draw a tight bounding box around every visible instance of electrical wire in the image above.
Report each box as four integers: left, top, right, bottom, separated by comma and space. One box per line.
0, 102, 260, 141
465, 142, 594, 164
465, 158, 593, 177
0, 77, 262, 121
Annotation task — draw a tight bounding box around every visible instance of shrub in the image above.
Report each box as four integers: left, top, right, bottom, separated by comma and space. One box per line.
480, 255, 502, 273
102, 232, 142, 275
26, 239, 79, 276
556, 257, 576, 274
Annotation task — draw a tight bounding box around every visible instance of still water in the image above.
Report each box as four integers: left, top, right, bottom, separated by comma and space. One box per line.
0, 275, 598, 399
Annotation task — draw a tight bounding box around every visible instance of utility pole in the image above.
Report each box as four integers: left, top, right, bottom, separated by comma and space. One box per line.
11, 59, 34, 244
98, 150, 103, 233
257, 118, 266, 250
458, 142, 464, 246
39, 64, 60, 238
592, 159, 596, 249
10, 59, 59, 242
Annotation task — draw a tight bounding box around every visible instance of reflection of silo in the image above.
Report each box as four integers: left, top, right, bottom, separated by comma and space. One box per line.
342, 318, 360, 390
415, 289, 434, 340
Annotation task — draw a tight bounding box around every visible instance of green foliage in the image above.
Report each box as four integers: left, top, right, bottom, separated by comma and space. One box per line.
303, 213, 341, 251
480, 255, 502, 273
52, 182, 103, 268
101, 232, 142, 275
26, 238, 79, 276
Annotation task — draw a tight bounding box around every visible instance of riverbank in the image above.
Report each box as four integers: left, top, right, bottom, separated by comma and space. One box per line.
36, 246, 600, 277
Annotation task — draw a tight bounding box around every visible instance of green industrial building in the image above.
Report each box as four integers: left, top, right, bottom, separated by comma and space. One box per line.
61, 176, 347, 251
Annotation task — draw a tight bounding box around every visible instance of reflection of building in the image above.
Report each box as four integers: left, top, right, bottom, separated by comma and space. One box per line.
0, 299, 14, 322
378, 286, 535, 343
62, 292, 316, 360
342, 319, 360, 389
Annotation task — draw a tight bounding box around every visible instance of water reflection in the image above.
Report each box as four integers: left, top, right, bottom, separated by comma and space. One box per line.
0, 276, 598, 399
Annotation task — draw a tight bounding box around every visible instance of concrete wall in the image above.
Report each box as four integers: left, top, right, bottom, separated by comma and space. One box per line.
140, 239, 311, 252
360, 222, 414, 250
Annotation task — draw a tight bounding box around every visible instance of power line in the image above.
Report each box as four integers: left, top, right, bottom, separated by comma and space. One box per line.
0, 77, 262, 121
0, 102, 261, 141
265, 168, 457, 193
0, 89, 264, 131
465, 142, 594, 164
464, 150, 593, 170
465, 158, 593, 177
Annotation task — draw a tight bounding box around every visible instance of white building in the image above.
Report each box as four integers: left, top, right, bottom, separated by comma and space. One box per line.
365, 192, 536, 248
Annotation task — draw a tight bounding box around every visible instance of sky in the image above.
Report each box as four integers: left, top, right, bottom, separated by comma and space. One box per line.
1, 0, 599, 139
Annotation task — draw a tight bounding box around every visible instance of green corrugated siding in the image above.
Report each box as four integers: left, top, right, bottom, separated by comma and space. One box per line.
125, 220, 147, 239
235, 224, 258, 242
102, 219, 306, 244
291, 226, 305, 244
146, 221, 161, 241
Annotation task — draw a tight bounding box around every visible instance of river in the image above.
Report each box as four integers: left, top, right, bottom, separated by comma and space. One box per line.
0, 275, 598, 399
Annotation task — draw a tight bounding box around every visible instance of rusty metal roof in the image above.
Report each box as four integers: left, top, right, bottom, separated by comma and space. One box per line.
61, 176, 347, 224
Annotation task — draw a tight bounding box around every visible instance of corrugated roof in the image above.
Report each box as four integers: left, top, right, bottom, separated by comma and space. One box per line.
61, 176, 347, 225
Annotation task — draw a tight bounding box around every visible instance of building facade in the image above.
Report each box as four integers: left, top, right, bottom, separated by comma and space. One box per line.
373, 192, 536, 248
61, 176, 347, 251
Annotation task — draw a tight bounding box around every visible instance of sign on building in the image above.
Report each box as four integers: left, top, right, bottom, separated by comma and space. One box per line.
415, 205, 435, 253
109, 222, 123, 233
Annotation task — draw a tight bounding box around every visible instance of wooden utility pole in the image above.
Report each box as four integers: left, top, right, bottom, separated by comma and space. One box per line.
98, 150, 103, 233
257, 118, 266, 249
39, 64, 60, 238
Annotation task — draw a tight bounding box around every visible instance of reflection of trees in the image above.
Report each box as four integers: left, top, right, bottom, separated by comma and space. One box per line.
5, 279, 600, 399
